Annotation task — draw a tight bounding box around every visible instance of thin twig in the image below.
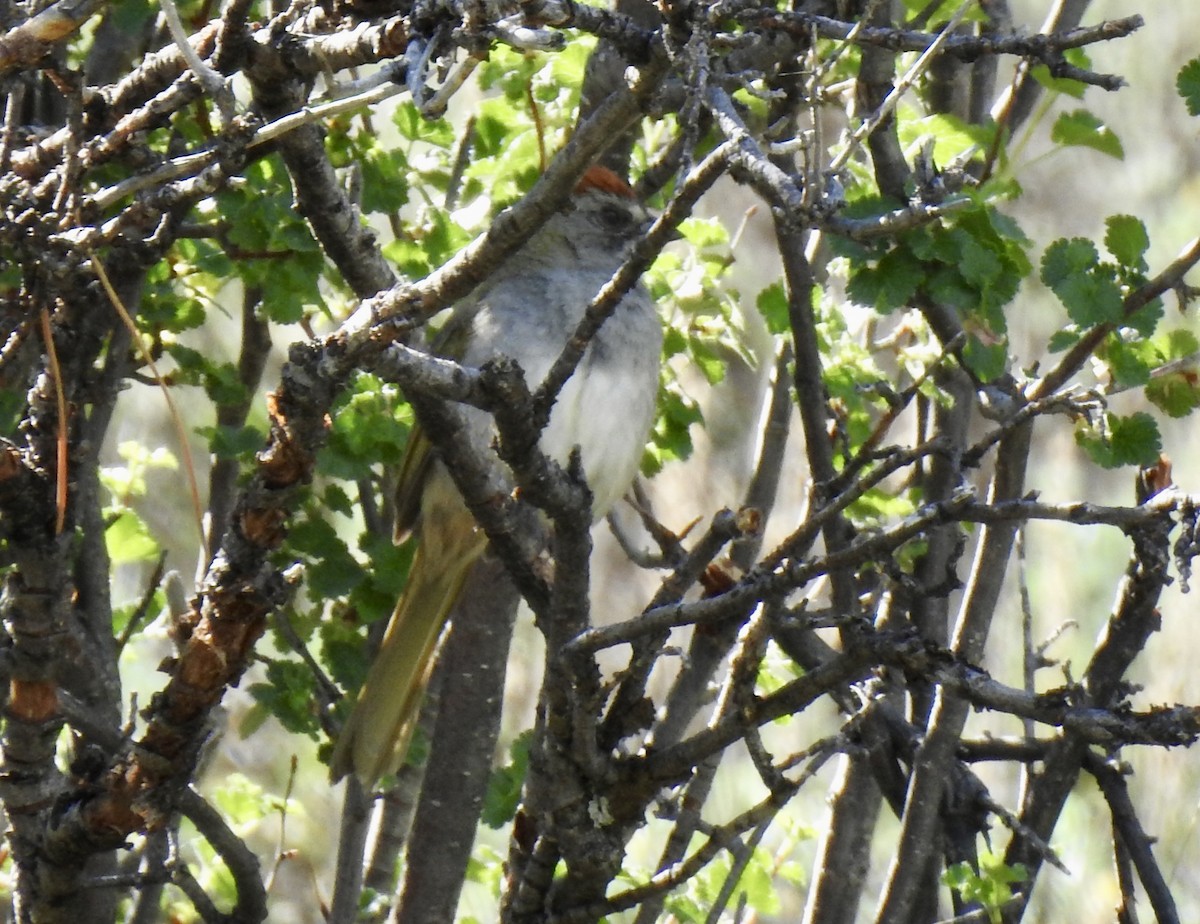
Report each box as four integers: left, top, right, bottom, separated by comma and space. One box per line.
828, 0, 979, 173
90, 250, 206, 554
159, 0, 235, 120
37, 309, 68, 535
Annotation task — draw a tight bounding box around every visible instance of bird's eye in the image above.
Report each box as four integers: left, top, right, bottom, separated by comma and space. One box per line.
597, 203, 636, 232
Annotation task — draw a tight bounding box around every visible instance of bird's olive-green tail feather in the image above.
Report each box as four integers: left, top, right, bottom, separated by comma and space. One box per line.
330, 536, 478, 786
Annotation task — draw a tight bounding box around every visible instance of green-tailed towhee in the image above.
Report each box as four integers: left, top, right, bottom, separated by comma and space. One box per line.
330, 166, 663, 786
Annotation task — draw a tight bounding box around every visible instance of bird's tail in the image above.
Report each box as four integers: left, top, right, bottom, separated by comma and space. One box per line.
330, 514, 482, 786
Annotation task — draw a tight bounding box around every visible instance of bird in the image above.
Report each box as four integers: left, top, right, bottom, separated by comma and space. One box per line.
330, 165, 663, 786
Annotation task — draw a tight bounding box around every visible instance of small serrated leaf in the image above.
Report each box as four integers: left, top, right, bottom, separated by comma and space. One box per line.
1051, 110, 1124, 159
1041, 239, 1123, 326
1076, 412, 1161, 469
1041, 238, 1098, 287
482, 732, 532, 828
962, 337, 1007, 383
249, 661, 319, 738
1104, 215, 1149, 270
678, 217, 730, 249
1100, 336, 1156, 387
1125, 297, 1164, 338
307, 546, 365, 599
1160, 328, 1200, 360
323, 484, 354, 517
1147, 372, 1200, 418
847, 249, 923, 312
1058, 274, 1124, 327
956, 234, 1004, 288
105, 510, 161, 564
1047, 328, 1080, 352
1177, 57, 1200, 116
392, 102, 455, 147
1029, 64, 1087, 99
756, 283, 790, 335
200, 424, 265, 460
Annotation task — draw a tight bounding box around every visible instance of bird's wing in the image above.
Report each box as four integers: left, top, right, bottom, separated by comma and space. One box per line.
392, 300, 481, 542
393, 423, 433, 543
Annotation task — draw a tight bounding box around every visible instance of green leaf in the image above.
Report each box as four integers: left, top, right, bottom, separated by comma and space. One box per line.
472, 108, 523, 159
1124, 297, 1164, 338
141, 290, 206, 333
663, 891, 706, 923
1107, 412, 1162, 466
238, 702, 272, 739
899, 0, 986, 25
1041, 238, 1097, 287
392, 102, 455, 147
1030, 64, 1086, 99
288, 515, 340, 555
1076, 411, 1161, 469
548, 34, 594, 91
290, 518, 365, 598
200, 360, 251, 406
105, 510, 161, 564
942, 854, 1028, 924
898, 112, 993, 167
847, 248, 923, 312
208, 772, 276, 825
1059, 274, 1123, 327
359, 532, 413, 601
359, 146, 411, 214
0, 383, 22, 437
1105, 215, 1149, 270
1047, 328, 1080, 352
688, 337, 728, 386
756, 283, 790, 335
198, 424, 265, 460
943, 862, 973, 891
477, 44, 542, 99
956, 232, 1004, 288
248, 660, 319, 738
678, 217, 729, 249
320, 617, 370, 691
174, 353, 234, 401
308, 547, 366, 599
917, 208, 1027, 327
112, 590, 164, 637
1051, 110, 1124, 159
482, 732, 532, 828
847, 487, 917, 524
1099, 335, 1156, 387
381, 236, 432, 279
320, 373, 413, 479
100, 441, 178, 500
464, 845, 506, 896
645, 385, 702, 476
1178, 57, 1200, 116
322, 483, 354, 517
661, 325, 686, 358
110, 0, 153, 32
259, 252, 328, 324
462, 100, 543, 200
736, 847, 781, 914
1160, 328, 1200, 360
1145, 338, 1200, 417
1147, 372, 1200, 418
962, 337, 1008, 383
1040, 239, 1123, 326
688, 847, 781, 917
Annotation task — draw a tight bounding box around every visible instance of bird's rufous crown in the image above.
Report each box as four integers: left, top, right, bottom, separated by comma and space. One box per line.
575, 165, 636, 199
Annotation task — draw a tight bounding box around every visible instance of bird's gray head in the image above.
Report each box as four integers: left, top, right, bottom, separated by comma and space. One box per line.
544, 166, 652, 270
